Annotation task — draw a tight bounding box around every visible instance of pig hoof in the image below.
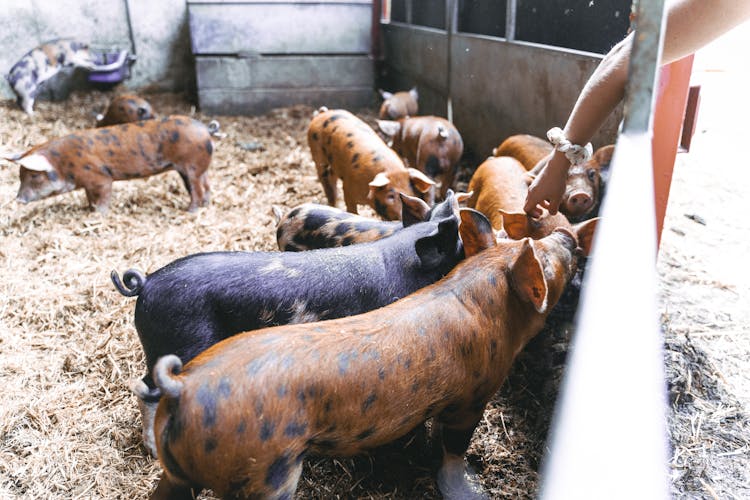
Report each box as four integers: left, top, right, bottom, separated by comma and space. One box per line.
437, 455, 488, 500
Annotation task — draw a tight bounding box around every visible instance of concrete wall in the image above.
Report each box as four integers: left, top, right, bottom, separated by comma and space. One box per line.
0, 0, 194, 101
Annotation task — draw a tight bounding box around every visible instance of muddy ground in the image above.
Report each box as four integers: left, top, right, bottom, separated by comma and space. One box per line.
1, 34, 748, 498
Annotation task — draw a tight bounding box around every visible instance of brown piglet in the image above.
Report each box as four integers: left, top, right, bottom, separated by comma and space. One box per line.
493, 133, 613, 220
149, 209, 597, 500
378, 116, 464, 200
307, 107, 435, 221
96, 94, 155, 127
378, 87, 418, 120
467, 155, 573, 239
4, 115, 214, 212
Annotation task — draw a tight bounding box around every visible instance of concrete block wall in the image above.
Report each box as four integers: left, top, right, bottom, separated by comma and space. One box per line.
0, 0, 194, 101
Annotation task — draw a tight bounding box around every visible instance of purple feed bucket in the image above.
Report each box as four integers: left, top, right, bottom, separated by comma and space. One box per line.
87, 50, 133, 83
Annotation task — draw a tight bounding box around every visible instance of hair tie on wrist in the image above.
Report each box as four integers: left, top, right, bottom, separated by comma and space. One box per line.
547, 127, 593, 166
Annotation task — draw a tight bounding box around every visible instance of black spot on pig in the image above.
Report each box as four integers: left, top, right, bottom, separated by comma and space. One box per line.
284, 421, 307, 437
347, 141, 354, 148
48, 171, 58, 182
101, 165, 113, 177
205, 140, 213, 154
361, 393, 377, 413
204, 437, 217, 453
351, 153, 360, 163
196, 384, 217, 428
311, 132, 318, 141
237, 420, 247, 434
266, 454, 290, 490
260, 420, 276, 441
357, 428, 375, 440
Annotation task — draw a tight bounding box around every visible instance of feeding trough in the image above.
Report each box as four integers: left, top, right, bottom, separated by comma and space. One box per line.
87, 49, 136, 84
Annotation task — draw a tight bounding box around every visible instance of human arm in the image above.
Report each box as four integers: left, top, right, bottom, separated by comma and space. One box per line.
524, 0, 750, 218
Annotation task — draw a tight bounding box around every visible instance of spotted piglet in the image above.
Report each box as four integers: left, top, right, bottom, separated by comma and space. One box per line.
378, 115, 464, 200
96, 94, 155, 127
493, 134, 613, 221
308, 107, 435, 220
4, 116, 214, 212
467, 155, 573, 240
112, 192, 464, 457
6, 39, 95, 115
148, 210, 598, 499
378, 87, 419, 119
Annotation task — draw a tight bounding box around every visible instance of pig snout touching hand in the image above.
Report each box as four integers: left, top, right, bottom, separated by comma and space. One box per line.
493, 134, 612, 220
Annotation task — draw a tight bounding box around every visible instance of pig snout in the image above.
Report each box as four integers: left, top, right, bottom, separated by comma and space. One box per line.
563, 190, 594, 216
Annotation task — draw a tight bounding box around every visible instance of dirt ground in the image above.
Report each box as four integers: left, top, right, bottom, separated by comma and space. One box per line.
1, 29, 748, 500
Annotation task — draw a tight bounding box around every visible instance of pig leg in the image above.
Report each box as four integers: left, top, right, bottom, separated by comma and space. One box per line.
198, 172, 210, 206
317, 165, 338, 207
150, 475, 194, 500
343, 189, 360, 214
232, 458, 304, 499
440, 167, 457, 201
131, 379, 159, 457
178, 168, 205, 212
436, 422, 487, 500
84, 181, 113, 212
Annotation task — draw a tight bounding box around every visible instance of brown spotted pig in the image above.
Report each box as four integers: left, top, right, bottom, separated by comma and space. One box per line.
378, 116, 464, 200
378, 87, 418, 119
308, 107, 435, 221
493, 134, 613, 221
96, 94, 155, 127
467, 155, 573, 240
148, 210, 597, 500
4, 115, 214, 212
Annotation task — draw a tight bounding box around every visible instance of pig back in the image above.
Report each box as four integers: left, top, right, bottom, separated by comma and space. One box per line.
467, 157, 530, 229
308, 109, 410, 200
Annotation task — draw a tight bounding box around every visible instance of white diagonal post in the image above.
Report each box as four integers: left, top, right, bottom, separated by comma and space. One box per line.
539, 0, 670, 498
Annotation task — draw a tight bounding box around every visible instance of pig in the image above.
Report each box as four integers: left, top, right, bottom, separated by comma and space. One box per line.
96, 94, 155, 127
378, 86, 419, 119
274, 190, 474, 251
148, 211, 598, 500
467, 156, 573, 240
111, 192, 464, 457
4, 115, 215, 212
6, 39, 95, 116
493, 134, 614, 221
308, 107, 435, 221
378, 116, 464, 200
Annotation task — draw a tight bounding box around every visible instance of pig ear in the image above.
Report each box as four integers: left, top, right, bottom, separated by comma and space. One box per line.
415, 216, 459, 269
379, 89, 393, 100
499, 210, 530, 240
592, 144, 615, 167
400, 192, 431, 227
426, 189, 458, 222
377, 120, 402, 138
17, 153, 56, 172
407, 168, 436, 194
509, 239, 548, 314
454, 190, 473, 205
368, 172, 390, 189
573, 217, 600, 256
368, 172, 390, 200
409, 87, 419, 100
459, 208, 496, 257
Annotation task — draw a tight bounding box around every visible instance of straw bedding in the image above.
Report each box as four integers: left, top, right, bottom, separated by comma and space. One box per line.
0, 91, 746, 499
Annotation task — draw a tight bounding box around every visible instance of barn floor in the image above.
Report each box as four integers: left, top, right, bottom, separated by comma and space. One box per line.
1, 32, 748, 497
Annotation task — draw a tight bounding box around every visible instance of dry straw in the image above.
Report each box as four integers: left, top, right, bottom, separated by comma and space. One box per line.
0, 92, 745, 499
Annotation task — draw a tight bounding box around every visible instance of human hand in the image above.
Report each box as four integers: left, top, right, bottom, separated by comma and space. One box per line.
524, 153, 569, 218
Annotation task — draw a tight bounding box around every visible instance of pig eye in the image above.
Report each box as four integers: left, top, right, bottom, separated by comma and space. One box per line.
587, 169, 597, 181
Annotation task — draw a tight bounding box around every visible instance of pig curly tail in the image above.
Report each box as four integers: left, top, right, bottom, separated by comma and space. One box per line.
153, 355, 184, 400
110, 269, 145, 297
